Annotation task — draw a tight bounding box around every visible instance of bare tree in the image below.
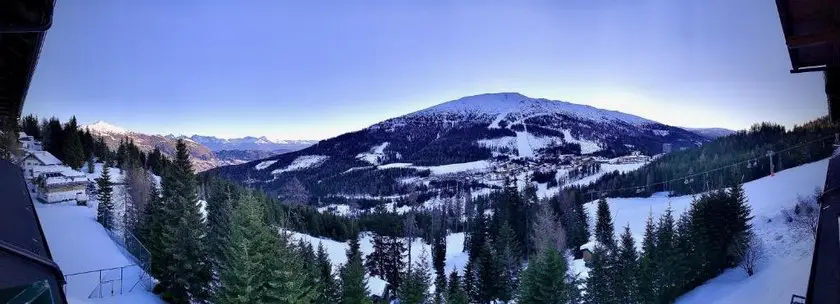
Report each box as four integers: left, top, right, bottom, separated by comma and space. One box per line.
123, 166, 152, 234
278, 177, 310, 205
733, 232, 765, 276
404, 210, 419, 270
531, 202, 567, 255
786, 188, 821, 239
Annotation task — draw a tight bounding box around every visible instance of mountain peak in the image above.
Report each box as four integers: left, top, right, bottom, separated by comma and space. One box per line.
407, 92, 654, 126
83, 120, 129, 134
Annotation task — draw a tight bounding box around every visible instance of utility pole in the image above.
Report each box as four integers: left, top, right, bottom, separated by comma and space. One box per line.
767, 150, 775, 176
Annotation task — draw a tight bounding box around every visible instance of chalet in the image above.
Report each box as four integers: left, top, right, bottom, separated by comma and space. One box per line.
17, 151, 62, 179
17, 132, 41, 151
578, 241, 597, 265
34, 168, 88, 204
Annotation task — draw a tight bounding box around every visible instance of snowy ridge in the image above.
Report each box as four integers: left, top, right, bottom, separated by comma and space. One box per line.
82, 120, 129, 134
406, 92, 655, 126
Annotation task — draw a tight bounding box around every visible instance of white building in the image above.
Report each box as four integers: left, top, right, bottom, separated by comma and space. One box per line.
17, 151, 62, 178
17, 132, 42, 151
35, 167, 88, 203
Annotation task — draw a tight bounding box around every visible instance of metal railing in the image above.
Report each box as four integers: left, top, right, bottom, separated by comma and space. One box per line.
63, 264, 152, 299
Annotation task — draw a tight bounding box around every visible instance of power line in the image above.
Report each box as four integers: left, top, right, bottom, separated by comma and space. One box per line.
585, 134, 837, 198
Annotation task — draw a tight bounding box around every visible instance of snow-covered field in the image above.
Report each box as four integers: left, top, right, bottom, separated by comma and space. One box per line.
254, 160, 277, 170
287, 231, 469, 296
376, 160, 491, 176
271, 155, 329, 174
357, 142, 390, 165
578, 158, 828, 303
35, 200, 161, 303
31, 162, 162, 303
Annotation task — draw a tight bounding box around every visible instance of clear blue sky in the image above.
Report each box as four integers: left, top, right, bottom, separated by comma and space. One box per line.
23, 0, 827, 140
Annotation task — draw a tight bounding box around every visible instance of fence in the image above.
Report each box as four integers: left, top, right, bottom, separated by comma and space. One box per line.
63, 264, 152, 299
62, 228, 154, 299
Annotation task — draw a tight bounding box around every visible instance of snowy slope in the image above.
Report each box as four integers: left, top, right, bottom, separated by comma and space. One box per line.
579, 158, 828, 303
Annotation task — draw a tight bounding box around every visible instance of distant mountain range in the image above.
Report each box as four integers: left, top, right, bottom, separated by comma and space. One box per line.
82, 121, 315, 171
207, 92, 725, 201
681, 127, 736, 139
184, 135, 317, 152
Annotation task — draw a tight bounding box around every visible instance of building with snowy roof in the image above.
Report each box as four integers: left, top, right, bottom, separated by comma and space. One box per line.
17, 151, 63, 179
34, 167, 88, 204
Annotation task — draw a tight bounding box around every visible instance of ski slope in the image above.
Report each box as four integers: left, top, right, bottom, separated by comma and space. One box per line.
579, 158, 828, 303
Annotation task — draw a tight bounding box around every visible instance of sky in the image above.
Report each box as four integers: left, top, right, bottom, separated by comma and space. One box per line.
23, 0, 827, 140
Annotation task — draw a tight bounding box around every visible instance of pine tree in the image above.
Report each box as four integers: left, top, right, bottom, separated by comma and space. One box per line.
673, 212, 697, 294
594, 198, 616, 249
446, 271, 469, 304
62, 129, 85, 169
398, 248, 432, 304
140, 181, 167, 280
316, 242, 340, 304
614, 225, 639, 304
364, 233, 388, 278
341, 233, 371, 304
432, 228, 447, 304
96, 165, 114, 230
207, 183, 234, 282
494, 221, 521, 303
475, 242, 501, 303
519, 248, 569, 304
216, 193, 312, 304
636, 212, 657, 304
383, 235, 406, 291
585, 244, 614, 304
654, 205, 676, 302
158, 140, 212, 303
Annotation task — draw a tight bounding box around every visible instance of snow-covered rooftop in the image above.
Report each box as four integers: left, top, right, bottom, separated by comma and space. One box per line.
23, 151, 62, 166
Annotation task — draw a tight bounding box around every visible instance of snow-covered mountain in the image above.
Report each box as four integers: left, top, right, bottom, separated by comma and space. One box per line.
681, 127, 737, 139
208, 92, 716, 200
81, 121, 294, 171
188, 135, 316, 152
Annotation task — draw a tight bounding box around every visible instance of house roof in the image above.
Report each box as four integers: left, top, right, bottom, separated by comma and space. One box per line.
22, 151, 62, 166
775, 0, 840, 73
0, 159, 65, 299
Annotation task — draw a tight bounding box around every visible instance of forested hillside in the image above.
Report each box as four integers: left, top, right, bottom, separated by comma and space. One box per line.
580, 117, 838, 197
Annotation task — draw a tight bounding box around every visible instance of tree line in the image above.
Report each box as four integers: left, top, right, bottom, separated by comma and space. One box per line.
582, 117, 839, 197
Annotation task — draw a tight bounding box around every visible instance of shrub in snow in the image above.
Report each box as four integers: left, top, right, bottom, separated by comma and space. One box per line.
784, 188, 821, 239
733, 232, 765, 277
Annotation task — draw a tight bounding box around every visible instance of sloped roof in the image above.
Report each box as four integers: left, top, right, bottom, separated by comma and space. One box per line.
22, 151, 62, 166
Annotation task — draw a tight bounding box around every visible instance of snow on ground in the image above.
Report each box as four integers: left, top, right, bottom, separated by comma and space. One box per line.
356, 142, 390, 165
562, 129, 601, 154
317, 204, 352, 216
287, 231, 468, 295
271, 155, 329, 175
534, 161, 649, 199
579, 158, 828, 303
376, 160, 491, 176
427, 160, 491, 175
35, 199, 160, 303
515, 131, 535, 158
254, 160, 277, 170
